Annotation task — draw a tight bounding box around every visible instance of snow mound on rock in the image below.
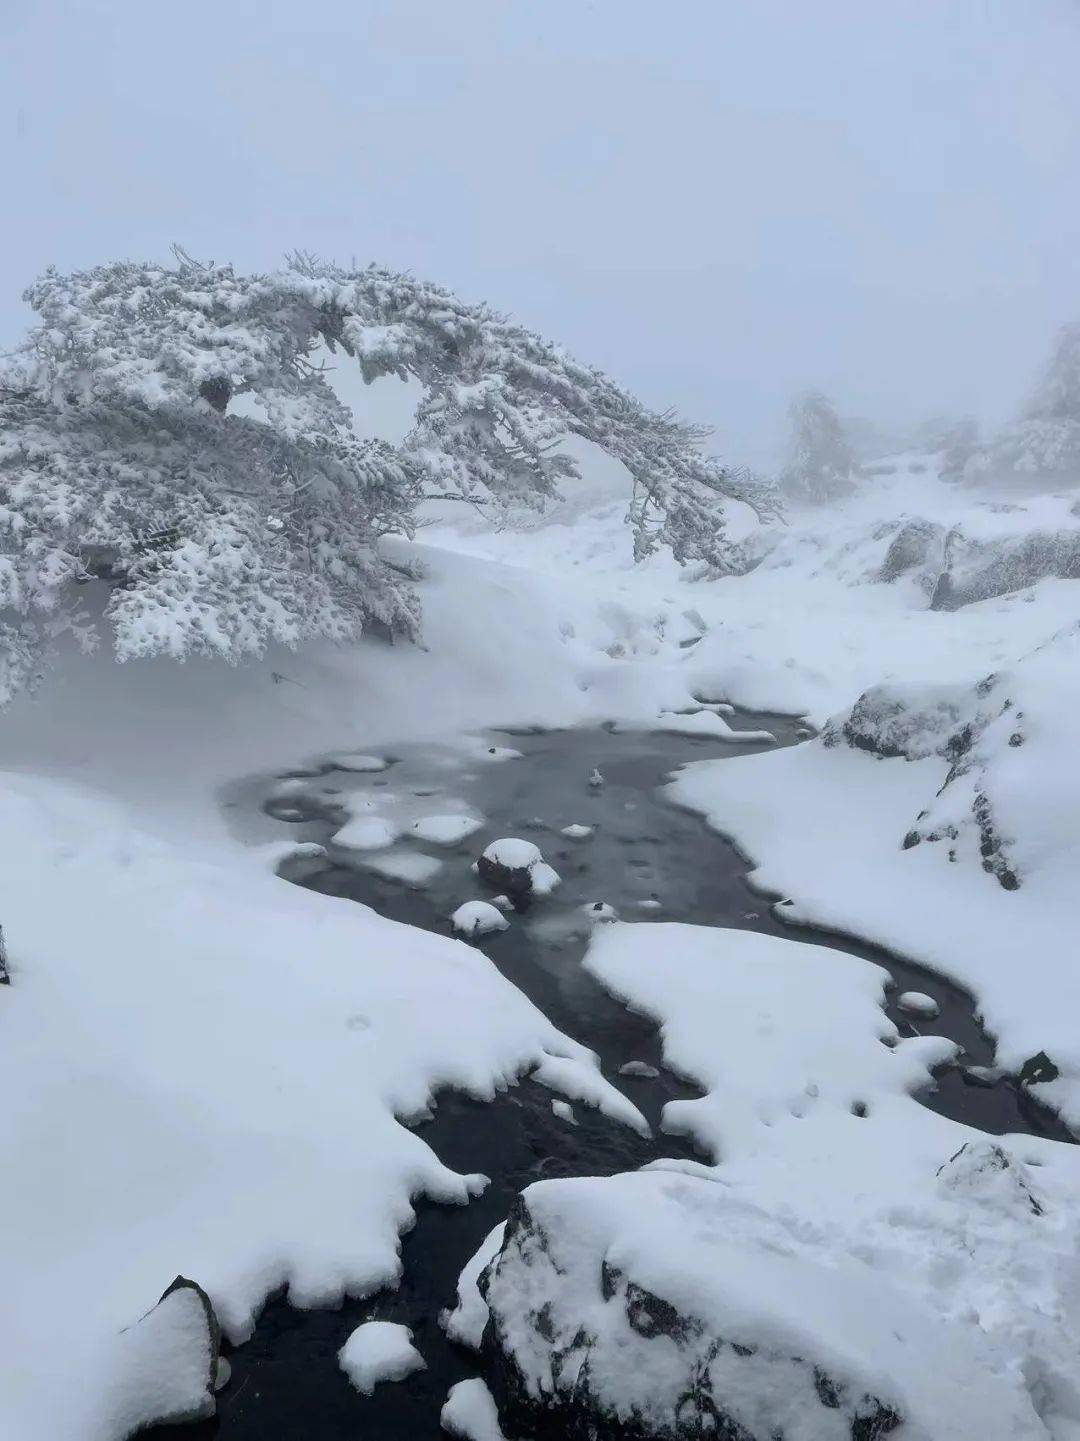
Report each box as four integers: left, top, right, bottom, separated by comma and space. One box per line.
451, 901, 510, 939
338, 1321, 425, 1394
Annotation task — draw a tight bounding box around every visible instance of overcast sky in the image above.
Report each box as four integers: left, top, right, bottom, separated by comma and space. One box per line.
3, 0, 1078, 469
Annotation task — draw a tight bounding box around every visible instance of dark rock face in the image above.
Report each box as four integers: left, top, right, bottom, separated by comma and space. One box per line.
477, 1192, 903, 1441
930, 528, 1080, 611
876, 515, 1080, 611
822, 684, 966, 761
825, 676, 1027, 892
1019, 1051, 1060, 1087
879, 519, 946, 590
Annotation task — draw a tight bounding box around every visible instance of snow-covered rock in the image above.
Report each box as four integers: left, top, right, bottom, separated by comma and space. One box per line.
451, 901, 511, 939
897, 990, 940, 1019
582, 900, 618, 923
477, 838, 561, 904
560, 823, 594, 839
441, 1378, 509, 1441
618, 1060, 659, 1079
936, 1140, 1045, 1218
338, 1320, 425, 1394
469, 1171, 1047, 1441
105, 1278, 220, 1437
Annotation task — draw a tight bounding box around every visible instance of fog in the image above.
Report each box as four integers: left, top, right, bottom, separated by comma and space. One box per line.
3, 0, 1078, 470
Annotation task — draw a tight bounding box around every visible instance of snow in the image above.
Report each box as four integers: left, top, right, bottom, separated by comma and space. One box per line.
667, 697, 1080, 1121
412, 813, 485, 845
481, 838, 543, 870
618, 1060, 659, 1079
564, 918, 1080, 1435
479, 837, 561, 897
326, 752, 389, 773
0, 659, 654, 1441
560, 823, 594, 839
472, 1167, 1051, 1441
654, 709, 776, 744
550, 1099, 577, 1125
338, 1321, 425, 1394
898, 990, 941, 1018
5, 445, 1080, 1438
440, 1378, 509, 1441
103, 1282, 216, 1437
530, 1053, 649, 1136
363, 849, 445, 885
332, 814, 400, 851
439, 1222, 505, 1350
527, 860, 561, 896
451, 901, 511, 939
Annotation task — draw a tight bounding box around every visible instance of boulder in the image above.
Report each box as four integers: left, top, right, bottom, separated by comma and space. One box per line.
463, 1173, 1039, 1441
477, 839, 560, 910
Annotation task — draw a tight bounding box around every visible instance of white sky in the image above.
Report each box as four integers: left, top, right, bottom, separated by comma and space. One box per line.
2, 0, 1079, 469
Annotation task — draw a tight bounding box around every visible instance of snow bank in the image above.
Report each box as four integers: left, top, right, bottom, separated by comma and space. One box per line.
669, 626, 1080, 1120
0, 770, 642, 1441
450, 919, 1080, 1440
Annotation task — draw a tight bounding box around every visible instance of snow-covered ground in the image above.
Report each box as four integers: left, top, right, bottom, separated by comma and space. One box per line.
4, 452, 1080, 1437
447, 921, 1080, 1438
429, 460, 1080, 1118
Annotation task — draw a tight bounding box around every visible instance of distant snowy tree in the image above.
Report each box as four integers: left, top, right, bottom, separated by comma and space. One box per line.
0, 251, 776, 702
965, 323, 1080, 484
779, 390, 856, 502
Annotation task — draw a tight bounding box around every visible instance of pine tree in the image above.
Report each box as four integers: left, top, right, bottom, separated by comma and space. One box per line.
778, 390, 856, 503
0, 251, 777, 703
964, 323, 1080, 483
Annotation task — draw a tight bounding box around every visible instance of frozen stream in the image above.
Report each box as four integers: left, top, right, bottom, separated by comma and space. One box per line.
163, 717, 1072, 1440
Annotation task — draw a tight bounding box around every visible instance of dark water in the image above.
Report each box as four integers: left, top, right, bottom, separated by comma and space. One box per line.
163, 716, 1070, 1440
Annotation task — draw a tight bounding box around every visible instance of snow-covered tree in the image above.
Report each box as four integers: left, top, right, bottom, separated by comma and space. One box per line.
778, 390, 856, 503
0, 251, 777, 702
965, 323, 1080, 484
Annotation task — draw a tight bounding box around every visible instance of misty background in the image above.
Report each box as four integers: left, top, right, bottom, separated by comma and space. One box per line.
2, 0, 1078, 472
